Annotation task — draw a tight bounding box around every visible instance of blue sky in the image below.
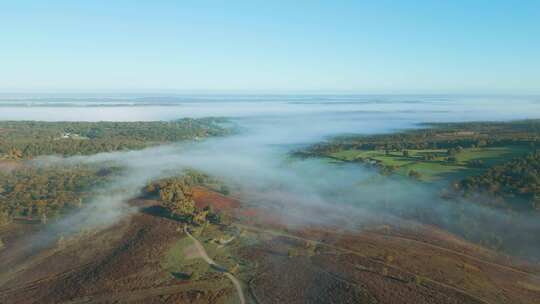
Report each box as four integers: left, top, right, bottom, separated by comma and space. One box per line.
0, 1, 539, 93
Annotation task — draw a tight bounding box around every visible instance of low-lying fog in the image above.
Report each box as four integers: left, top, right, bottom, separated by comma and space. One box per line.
8, 95, 540, 259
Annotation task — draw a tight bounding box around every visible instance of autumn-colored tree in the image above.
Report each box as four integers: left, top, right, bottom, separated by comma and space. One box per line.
157, 180, 197, 220
192, 209, 209, 225
162, 197, 196, 219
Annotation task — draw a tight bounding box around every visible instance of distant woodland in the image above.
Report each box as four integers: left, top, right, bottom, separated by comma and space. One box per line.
0, 118, 229, 159
301, 120, 540, 155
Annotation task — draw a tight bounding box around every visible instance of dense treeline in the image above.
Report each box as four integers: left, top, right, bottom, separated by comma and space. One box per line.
0, 118, 229, 159
457, 151, 540, 210
298, 120, 540, 157
0, 165, 119, 225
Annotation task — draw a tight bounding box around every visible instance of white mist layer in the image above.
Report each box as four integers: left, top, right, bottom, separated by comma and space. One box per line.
17, 95, 540, 259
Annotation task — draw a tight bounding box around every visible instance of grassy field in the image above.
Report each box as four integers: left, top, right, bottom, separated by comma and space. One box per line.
330, 145, 531, 182
162, 224, 243, 281
162, 236, 210, 280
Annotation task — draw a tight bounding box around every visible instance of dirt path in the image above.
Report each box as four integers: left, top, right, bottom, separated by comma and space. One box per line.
183, 225, 246, 304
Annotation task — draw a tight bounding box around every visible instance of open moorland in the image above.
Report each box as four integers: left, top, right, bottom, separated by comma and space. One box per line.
1, 186, 540, 304
1, 119, 540, 303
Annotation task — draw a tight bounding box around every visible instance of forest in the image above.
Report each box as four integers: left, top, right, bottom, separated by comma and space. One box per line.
457, 151, 540, 210
0, 164, 120, 225
299, 119, 540, 156
0, 118, 229, 159
0, 166, 222, 228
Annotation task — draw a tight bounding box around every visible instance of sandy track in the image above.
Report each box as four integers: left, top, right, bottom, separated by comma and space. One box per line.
183, 225, 246, 304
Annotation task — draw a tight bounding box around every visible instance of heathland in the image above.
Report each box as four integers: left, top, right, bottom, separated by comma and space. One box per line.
1, 118, 540, 303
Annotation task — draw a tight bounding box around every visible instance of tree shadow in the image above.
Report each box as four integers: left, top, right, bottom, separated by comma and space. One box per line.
141, 205, 171, 218
210, 264, 227, 273
140, 205, 191, 223
170, 271, 192, 280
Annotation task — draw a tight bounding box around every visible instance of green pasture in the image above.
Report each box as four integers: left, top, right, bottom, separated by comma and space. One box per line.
330, 145, 530, 182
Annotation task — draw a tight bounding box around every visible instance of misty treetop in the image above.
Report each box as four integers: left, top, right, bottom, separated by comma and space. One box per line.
457, 151, 540, 210
0, 164, 120, 225
0, 164, 222, 227
0, 118, 230, 159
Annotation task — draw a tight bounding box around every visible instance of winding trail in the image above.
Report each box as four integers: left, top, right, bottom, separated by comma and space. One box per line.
183, 225, 246, 304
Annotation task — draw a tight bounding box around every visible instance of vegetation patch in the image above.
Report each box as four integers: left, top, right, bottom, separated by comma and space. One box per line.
0, 118, 230, 159
329, 146, 530, 182
163, 237, 209, 280
0, 164, 120, 225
